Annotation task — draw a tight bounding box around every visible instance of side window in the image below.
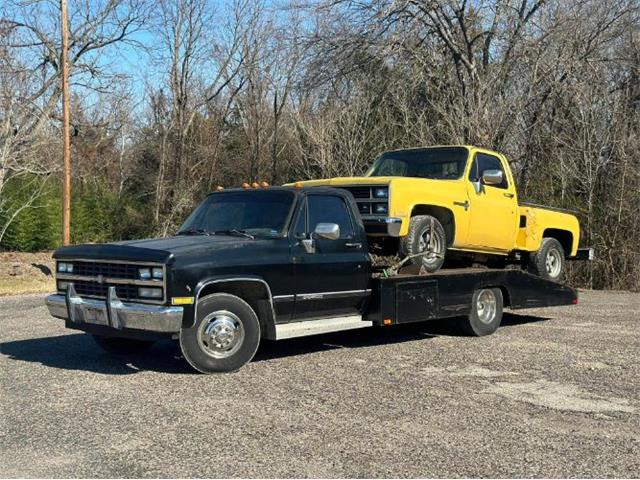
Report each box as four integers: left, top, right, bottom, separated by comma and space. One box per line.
468, 153, 508, 189
307, 195, 354, 239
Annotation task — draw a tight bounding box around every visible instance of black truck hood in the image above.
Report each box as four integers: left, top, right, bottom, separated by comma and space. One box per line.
53, 235, 259, 264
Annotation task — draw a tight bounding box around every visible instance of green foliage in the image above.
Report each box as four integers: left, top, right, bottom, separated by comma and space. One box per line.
0, 175, 154, 251
71, 184, 117, 244
0, 176, 61, 251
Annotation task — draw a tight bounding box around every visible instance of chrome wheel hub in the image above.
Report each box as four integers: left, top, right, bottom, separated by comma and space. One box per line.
546, 248, 562, 278
197, 310, 244, 359
476, 289, 497, 324
418, 228, 442, 265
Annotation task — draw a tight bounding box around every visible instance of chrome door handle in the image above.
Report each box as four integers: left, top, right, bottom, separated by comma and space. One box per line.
345, 242, 362, 249
503, 193, 514, 198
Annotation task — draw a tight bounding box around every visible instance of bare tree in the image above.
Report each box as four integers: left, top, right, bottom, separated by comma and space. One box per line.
0, 0, 148, 242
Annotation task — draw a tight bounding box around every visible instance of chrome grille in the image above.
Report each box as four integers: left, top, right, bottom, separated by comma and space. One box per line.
72, 281, 139, 301
72, 261, 138, 280
338, 185, 389, 217
56, 259, 166, 304
357, 203, 371, 215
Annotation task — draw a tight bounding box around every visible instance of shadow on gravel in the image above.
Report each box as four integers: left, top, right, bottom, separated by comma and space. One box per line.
0, 333, 189, 375
500, 312, 550, 327
254, 311, 550, 362
1, 312, 549, 374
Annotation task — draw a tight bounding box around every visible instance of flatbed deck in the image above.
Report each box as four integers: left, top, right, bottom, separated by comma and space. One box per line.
273, 268, 577, 340
367, 269, 576, 326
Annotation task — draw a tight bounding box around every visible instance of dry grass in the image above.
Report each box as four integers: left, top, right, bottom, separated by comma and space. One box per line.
0, 277, 55, 296
0, 251, 55, 296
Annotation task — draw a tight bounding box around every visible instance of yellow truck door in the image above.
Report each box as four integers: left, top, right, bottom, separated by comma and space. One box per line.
464, 152, 518, 252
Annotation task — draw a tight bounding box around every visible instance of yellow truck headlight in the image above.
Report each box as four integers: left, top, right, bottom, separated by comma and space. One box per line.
373, 187, 388, 198
373, 203, 388, 214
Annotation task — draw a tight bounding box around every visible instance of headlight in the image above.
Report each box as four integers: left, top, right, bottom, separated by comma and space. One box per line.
57, 262, 73, 273
138, 287, 163, 299
373, 203, 388, 214
57, 280, 71, 291
138, 268, 151, 280
152, 267, 163, 280
373, 187, 388, 198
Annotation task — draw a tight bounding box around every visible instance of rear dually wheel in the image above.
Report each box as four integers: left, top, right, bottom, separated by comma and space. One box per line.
461, 288, 504, 336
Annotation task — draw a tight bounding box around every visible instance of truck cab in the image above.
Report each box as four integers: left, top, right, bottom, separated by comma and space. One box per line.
47, 187, 372, 370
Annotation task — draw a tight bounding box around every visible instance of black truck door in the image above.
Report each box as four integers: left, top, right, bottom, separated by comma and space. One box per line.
290, 193, 370, 320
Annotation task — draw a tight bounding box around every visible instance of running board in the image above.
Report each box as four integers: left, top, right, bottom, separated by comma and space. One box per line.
275, 315, 373, 340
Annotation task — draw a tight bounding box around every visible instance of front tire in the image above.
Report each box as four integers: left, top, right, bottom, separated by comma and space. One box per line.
400, 215, 447, 272
528, 237, 565, 282
92, 335, 154, 355
461, 288, 504, 336
179, 293, 261, 373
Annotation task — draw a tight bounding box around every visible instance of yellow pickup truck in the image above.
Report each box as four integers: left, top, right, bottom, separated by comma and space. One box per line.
293, 145, 585, 281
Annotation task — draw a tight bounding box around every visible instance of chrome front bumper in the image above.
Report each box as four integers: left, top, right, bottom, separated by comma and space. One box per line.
361, 216, 403, 236
45, 285, 183, 333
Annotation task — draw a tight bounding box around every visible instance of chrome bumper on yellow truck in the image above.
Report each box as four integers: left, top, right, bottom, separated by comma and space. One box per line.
361, 216, 403, 236
45, 284, 183, 333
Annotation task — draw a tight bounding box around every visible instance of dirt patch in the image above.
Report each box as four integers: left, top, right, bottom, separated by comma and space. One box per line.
486, 379, 637, 414
421, 365, 519, 378
0, 251, 55, 295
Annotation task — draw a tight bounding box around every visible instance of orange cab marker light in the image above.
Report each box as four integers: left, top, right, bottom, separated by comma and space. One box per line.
242, 182, 250, 189
215, 185, 224, 191
294, 181, 303, 188
260, 181, 269, 188
251, 182, 259, 188
383, 318, 392, 326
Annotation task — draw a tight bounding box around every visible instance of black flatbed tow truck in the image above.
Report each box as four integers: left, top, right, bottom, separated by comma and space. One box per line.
46, 186, 583, 373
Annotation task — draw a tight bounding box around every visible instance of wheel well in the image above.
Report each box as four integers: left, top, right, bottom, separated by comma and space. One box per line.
496, 286, 511, 308
481, 285, 511, 308
197, 280, 274, 335
411, 205, 455, 247
543, 228, 573, 255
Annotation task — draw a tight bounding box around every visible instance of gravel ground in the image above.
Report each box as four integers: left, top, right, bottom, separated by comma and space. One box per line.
1, 290, 639, 478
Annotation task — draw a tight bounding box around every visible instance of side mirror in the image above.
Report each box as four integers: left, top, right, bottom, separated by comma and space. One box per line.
313, 223, 340, 240
482, 169, 503, 186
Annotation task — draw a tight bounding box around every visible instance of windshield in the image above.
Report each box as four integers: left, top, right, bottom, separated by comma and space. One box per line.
178, 190, 295, 238
366, 147, 469, 180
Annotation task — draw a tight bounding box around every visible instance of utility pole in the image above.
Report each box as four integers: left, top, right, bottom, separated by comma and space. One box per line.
60, 0, 71, 245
